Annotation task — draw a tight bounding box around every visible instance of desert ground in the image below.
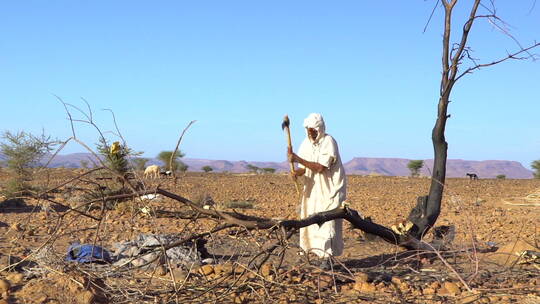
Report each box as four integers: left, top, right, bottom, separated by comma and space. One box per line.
1, 169, 539, 303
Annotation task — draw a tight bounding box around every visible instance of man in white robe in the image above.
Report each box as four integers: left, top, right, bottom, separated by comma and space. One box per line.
288, 113, 346, 261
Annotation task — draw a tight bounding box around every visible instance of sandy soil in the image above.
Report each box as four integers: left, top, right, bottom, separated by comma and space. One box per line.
0, 170, 539, 303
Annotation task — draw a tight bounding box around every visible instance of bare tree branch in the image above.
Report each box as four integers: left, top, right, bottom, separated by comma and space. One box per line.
455, 41, 540, 82
169, 120, 196, 179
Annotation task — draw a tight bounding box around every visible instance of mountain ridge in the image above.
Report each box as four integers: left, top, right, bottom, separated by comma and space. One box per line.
0, 153, 532, 179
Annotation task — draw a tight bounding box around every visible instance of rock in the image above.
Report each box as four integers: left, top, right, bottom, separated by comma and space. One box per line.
213, 264, 225, 275
68, 280, 80, 294
490, 239, 539, 266
171, 269, 187, 282
220, 263, 241, 274
291, 275, 302, 283
260, 264, 272, 277
0, 279, 10, 295
354, 281, 376, 293
6, 273, 24, 285
341, 283, 357, 295
479, 297, 490, 304
316, 275, 333, 289
157, 265, 167, 276
355, 272, 369, 283
398, 282, 410, 293
411, 288, 423, 296
131, 258, 147, 267
437, 281, 460, 296
198, 264, 214, 276
76, 290, 95, 304
444, 282, 460, 295
232, 292, 246, 304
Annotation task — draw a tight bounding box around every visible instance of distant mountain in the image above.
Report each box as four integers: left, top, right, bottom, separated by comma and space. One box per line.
0, 153, 534, 178
45, 153, 100, 168
344, 157, 533, 179
178, 158, 289, 173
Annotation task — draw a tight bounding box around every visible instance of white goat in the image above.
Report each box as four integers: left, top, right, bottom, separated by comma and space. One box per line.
144, 165, 160, 179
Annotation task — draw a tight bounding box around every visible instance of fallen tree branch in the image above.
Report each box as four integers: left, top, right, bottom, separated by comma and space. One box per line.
96, 188, 447, 251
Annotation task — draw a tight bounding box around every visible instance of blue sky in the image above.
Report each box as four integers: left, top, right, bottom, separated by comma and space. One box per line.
1, 1, 539, 168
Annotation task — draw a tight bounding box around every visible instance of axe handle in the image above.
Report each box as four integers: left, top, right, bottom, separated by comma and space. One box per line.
285, 126, 301, 195
285, 127, 294, 172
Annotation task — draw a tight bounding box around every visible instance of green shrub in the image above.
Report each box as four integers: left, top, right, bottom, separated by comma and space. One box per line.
407, 160, 424, 177
157, 150, 186, 172
96, 138, 135, 178
246, 164, 260, 174
0, 131, 57, 198
262, 168, 276, 174
532, 160, 540, 179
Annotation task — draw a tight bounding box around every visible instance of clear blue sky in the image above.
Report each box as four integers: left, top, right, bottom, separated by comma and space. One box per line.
1, 1, 539, 168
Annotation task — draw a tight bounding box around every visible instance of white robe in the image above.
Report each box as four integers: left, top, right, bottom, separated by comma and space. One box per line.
298, 132, 346, 258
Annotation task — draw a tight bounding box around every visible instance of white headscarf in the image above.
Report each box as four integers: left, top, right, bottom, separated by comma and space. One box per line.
303, 113, 326, 143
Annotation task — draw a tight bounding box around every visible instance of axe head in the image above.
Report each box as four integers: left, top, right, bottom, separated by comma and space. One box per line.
281, 115, 290, 130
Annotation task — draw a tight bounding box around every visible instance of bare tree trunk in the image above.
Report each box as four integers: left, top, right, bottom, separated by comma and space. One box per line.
405, 0, 481, 239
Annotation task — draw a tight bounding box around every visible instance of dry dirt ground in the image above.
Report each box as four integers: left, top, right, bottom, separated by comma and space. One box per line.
0, 169, 539, 303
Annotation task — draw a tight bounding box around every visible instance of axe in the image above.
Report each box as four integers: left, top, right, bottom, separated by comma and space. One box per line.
282, 115, 301, 195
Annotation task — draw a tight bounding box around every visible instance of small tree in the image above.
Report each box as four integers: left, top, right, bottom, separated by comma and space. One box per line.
96, 139, 139, 178
407, 160, 424, 177
177, 161, 189, 172
496, 174, 506, 180
132, 157, 149, 171
531, 160, 540, 179
246, 164, 260, 174
157, 150, 185, 172
262, 168, 276, 174
202, 165, 213, 173
0, 131, 58, 197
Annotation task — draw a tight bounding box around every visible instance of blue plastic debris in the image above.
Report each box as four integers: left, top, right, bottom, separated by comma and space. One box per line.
66, 243, 112, 263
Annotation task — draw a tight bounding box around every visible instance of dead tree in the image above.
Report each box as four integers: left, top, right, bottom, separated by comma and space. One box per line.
343, 1, 538, 248
340, 1, 538, 248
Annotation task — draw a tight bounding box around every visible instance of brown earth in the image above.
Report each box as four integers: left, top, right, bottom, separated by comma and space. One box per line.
0, 169, 539, 303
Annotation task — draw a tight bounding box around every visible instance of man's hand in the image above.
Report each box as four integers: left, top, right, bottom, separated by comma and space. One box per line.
287, 149, 326, 173
290, 167, 306, 178
287, 150, 300, 164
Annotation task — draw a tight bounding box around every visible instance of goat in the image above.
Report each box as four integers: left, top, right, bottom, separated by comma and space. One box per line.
466, 173, 479, 180
160, 170, 173, 177
144, 165, 160, 179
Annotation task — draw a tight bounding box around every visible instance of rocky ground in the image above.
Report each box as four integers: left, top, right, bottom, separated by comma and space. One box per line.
0, 169, 539, 303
